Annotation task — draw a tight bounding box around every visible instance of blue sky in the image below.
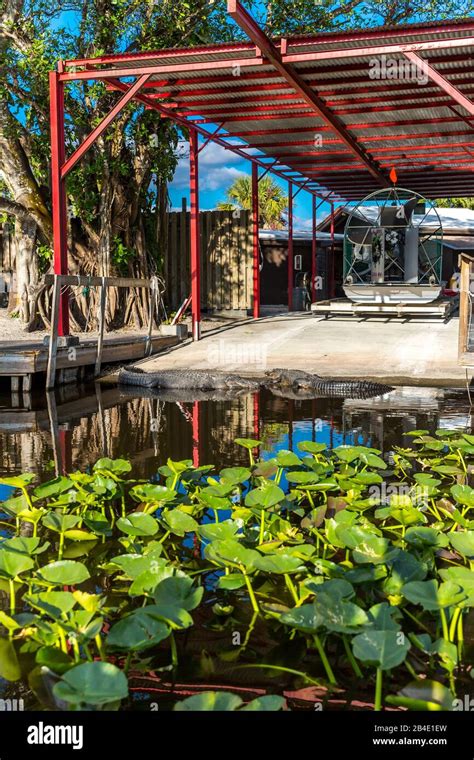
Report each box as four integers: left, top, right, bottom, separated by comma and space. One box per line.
168, 136, 332, 227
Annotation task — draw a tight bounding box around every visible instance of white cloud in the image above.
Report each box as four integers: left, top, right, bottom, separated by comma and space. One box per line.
169, 139, 248, 193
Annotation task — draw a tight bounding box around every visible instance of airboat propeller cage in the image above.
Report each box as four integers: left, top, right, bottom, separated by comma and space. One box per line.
343, 188, 443, 305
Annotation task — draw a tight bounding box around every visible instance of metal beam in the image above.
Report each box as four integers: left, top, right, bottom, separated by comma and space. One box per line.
251, 163, 260, 319
189, 130, 201, 341
61, 74, 151, 178
49, 68, 69, 337
228, 0, 388, 186
104, 77, 326, 202
288, 181, 293, 311
311, 195, 317, 303
404, 51, 474, 116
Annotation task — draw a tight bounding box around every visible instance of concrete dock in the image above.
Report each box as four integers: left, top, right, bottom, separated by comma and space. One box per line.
121, 313, 468, 387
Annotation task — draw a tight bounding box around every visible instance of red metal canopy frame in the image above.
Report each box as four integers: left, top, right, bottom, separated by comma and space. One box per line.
50, 1, 474, 337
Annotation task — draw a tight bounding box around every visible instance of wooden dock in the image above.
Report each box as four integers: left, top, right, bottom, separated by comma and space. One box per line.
0, 333, 180, 392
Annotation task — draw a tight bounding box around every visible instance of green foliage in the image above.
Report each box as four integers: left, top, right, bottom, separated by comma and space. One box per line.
217, 175, 288, 229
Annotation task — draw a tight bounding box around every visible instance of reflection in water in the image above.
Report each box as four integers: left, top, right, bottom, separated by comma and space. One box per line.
0, 383, 470, 480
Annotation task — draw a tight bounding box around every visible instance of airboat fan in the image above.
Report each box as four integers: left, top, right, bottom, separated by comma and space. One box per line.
343, 187, 443, 305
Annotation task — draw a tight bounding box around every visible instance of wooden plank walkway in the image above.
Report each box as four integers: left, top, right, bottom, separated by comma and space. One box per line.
0, 334, 180, 390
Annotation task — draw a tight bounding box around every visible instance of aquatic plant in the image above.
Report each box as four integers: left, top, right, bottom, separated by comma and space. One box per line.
0, 432, 473, 711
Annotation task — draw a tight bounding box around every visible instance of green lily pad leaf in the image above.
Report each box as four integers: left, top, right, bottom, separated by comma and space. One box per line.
352, 471, 383, 485
0, 474, 35, 489
405, 527, 449, 549
431, 465, 464, 476
0, 550, 34, 579
217, 573, 246, 590
352, 536, 399, 565
402, 580, 466, 610
145, 603, 193, 629
42, 512, 80, 533
53, 661, 128, 706
83, 511, 111, 536
163, 509, 198, 536
275, 450, 302, 467
285, 471, 320, 484
413, 473, 441, 487
386, 680, 453, 711
107, 608, 170, 651
241, 695, 286, 711
117, 512, 158, 537
333, 446, 360, 463
0, 638, 21, 681
108, 553, 164, 580
33, 477, 73, 499
280, 604, 324, 633
1, 537, 48, 555
315, 594, 368, 634
234, 438, 261, 451
36, 646, 74, 675
199, 521, 240, 542
93, 458, 131, 475
153, 576, 203, 611
219, 467, 251, 485
406, 430, 430, 437
37, 560, 90, 586
438, 566, 474, 586
450, 531, 474, 559
128, 566, 176, 597
367, 602, 401, 631
64, 529, 96, 542
450, 485, 474, 507
298, 441, 326, 454
0, 611, 20, 632
131, 484, 176, 503
205, 539, 260, 571
199, 491, 232, 511
254, 553, 305, 574
245, 483, 285, 508
307, 578, 355, 600
175, 691, 243, 711
352, 630, 410, 670
359, 452, 387, 469
0, 494, 29, 517
25, 591, 77, 617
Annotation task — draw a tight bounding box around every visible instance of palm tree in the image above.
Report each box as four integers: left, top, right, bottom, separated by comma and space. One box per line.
217, 175, 288, 229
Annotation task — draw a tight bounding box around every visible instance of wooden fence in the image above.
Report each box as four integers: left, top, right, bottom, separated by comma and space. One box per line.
164, 208, 253, 313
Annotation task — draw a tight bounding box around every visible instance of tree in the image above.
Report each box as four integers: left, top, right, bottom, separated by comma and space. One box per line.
0, 0, 233, 329
217, 174, 288, 229
435, 198, 474, 210
1, 1, 472, 328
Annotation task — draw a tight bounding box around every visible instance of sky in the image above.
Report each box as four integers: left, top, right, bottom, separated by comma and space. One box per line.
168, 136, 332, 227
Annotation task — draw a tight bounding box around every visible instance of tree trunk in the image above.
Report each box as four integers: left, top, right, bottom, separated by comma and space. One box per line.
13, 217, 40, 328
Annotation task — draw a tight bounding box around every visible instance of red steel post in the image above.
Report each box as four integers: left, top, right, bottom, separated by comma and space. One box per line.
252, 162, 260, 318
288, 182, 293, 310
189, 129, 201, 341
49, 68, 69, 336
330, 202, 335, 298
311, 194, 317, 302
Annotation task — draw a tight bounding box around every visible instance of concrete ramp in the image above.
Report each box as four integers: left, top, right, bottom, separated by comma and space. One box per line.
130, 313, 466, 387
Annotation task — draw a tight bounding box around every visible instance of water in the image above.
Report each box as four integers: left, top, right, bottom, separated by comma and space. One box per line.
0, 382, 469, 479
0, 380, 470, 710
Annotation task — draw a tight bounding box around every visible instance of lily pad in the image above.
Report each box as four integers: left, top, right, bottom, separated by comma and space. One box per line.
352, 630, 410, 670
53, 661, 128, 706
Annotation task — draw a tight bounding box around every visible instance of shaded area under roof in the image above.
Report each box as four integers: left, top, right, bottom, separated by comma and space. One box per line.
62, 15, 474, 203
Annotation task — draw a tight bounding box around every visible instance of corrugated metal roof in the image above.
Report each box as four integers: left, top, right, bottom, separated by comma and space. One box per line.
64, 18, 474, 202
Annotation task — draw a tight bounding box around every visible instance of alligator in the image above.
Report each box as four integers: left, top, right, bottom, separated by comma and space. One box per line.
118, 365, 393, 399
264, 369, 394, 398
118, 366, 259, 391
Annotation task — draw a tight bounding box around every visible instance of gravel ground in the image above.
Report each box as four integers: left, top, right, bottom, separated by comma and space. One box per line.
0, 310, 242, 345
